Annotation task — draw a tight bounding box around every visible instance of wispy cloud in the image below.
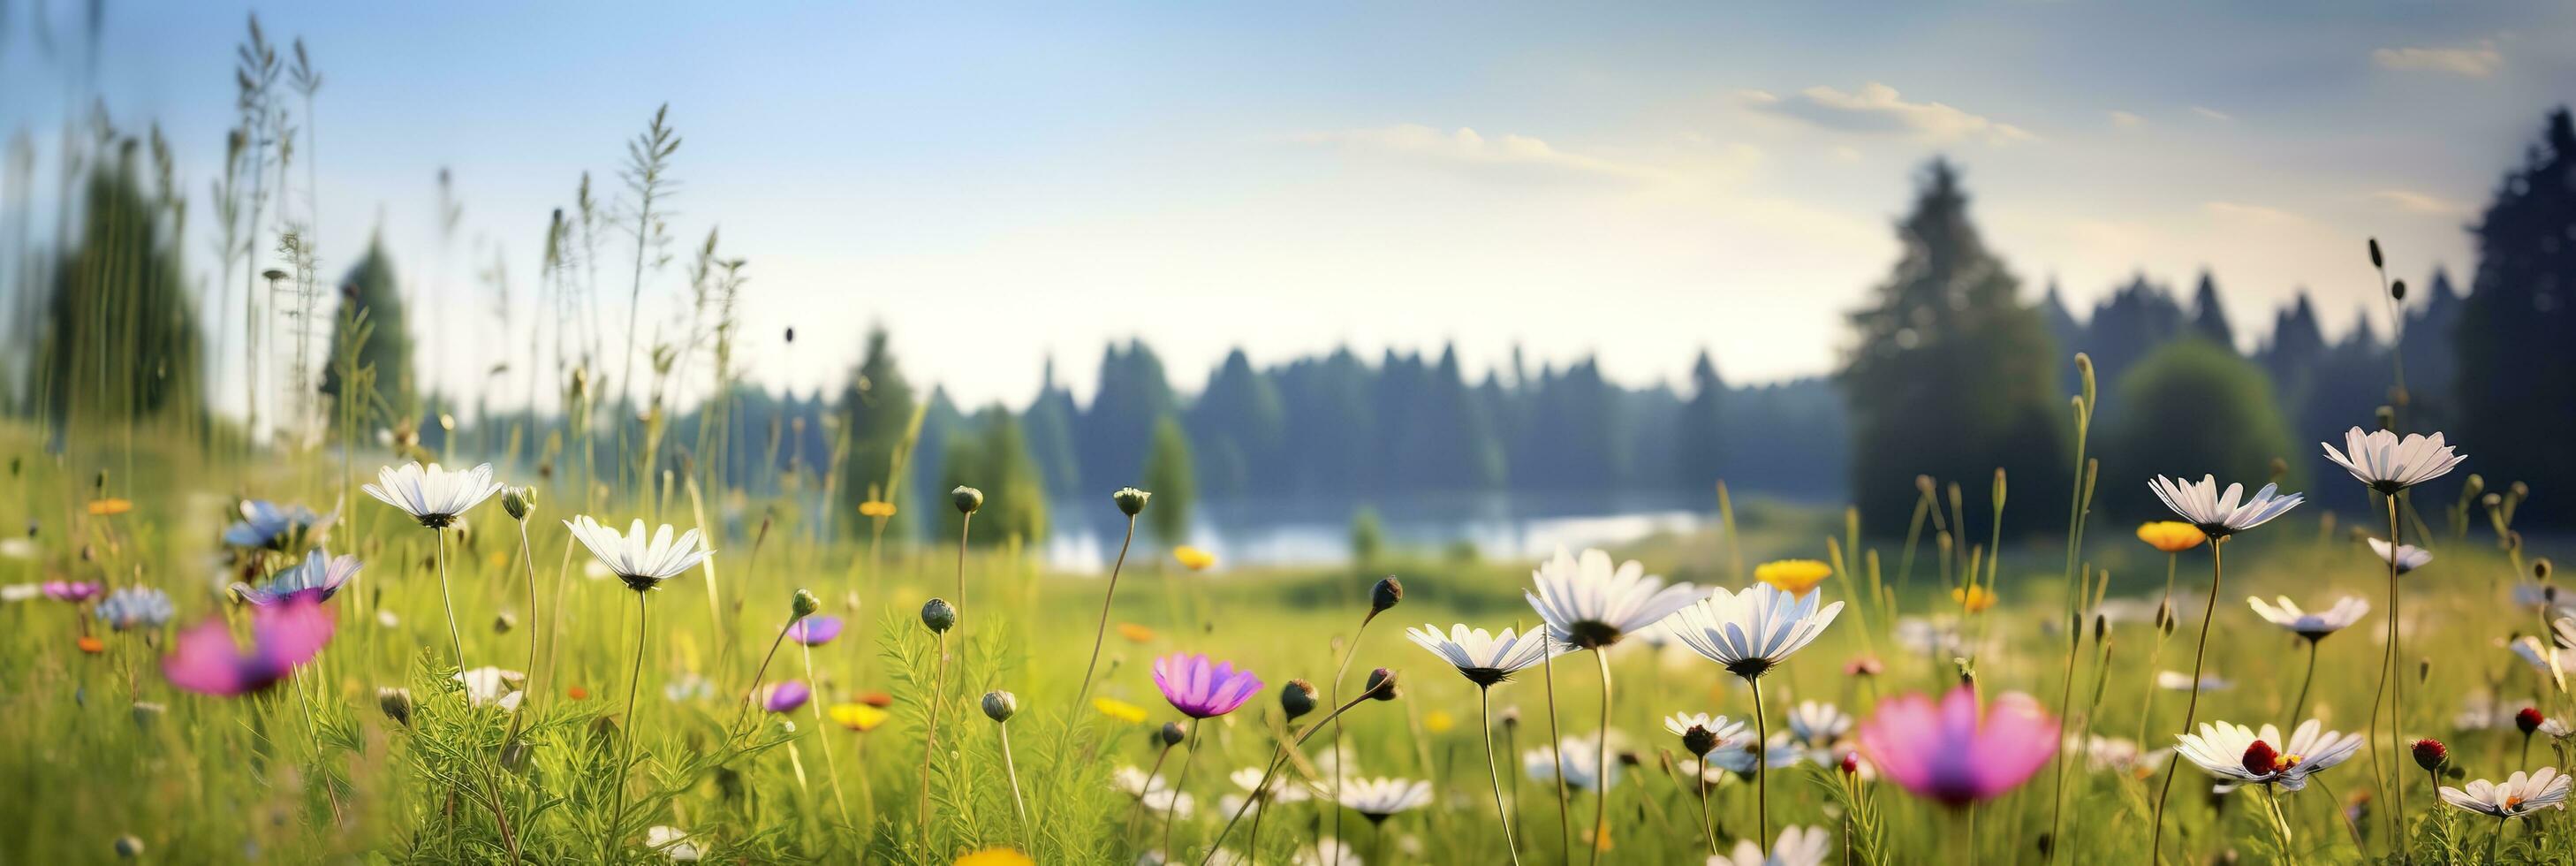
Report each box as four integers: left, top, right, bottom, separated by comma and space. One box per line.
2204, 201, 2306, 226
1295, 124, 1761, 186
2372, 42, 2504, 77
2108, 110, 2145, 129
2190, 105, 2234, 122
1738, 82, 2035, 146
2368, 189, 2473, 216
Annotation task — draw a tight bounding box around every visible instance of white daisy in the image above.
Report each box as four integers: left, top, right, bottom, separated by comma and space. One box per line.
2173, 719, 2365, 792
1405, 623, 1558, 686
1288, 838, 1360, 866
1525, 548, 1705, 649
1231, 765, 1309, 803
2512, 635, 2575, 686
565, 516, 714, 591
2246, 596, 2369, 642
2147, 475, 2303, 537
643, 825, 701, 862
2367, 538, 2433, 574
2440, 768, 2572, 819
2157, 670, 2231, 691
1711, 824, 1832, 866
1327, 777, 1430, 822
1784, 701, 1852, 748
1667, 583, 1844, 680
361, 462, 504, 528
1525, 733, 1623, 791
1664, 711, 1748, 752
457, 666, 527, 711
1113, 765, 1195, 817
1707, 733, 1807, 774
2322, 427, 2466, 494
232, 549, 362, 605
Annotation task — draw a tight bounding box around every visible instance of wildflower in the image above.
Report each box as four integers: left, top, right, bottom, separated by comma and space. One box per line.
567, 686, 589, 700
1280, 680, 1319, 722
362, 462, 503, 528
2147, 475, 2303, 537
857, 500, 896, 520
1859, 685, 2059, 806
1664, 712, 1746, 757
643, 825, 701, 862
747, 680, 807, 715
2368, 538, 2433, 574
1329, 777, 1431, 824
951, 486, 984, 513
1844, 655, 1884, 677
78, 635, 105, 653
2519, 708, 2548, 736
830, 703, 890, 732
2413, 738, 2449, 771
42, 581, 101, 603
1422, 710, 1454, 733
87, 498, 133, 516
2156, 671, 2231, 691
378, 687, 415, 726
1370, 576, 1404, 619
500, 487, 535, 521
2173, 719, 2364, 791
785, 615, 843, 647
982, 689, 1019, 722
663, 672, 713, 703
2441, 769, 2572, 819
223, 499, 335, 551
1668, 583, 1843, 680
564, 517, 713, 591
1095, 696, 1150, 724
1754, 559, 1833, 596
2322, 427, 2466, 494
1114, 488, 1151, 515
1715, 826, 1832, 866
1152, 652, 1262, 718
954, 849, 1034, 866
1524, 733, 1622, 790
921, 598, 957, 633
1526, 547, 1703, 650
458, 666, 527, 710
2135, 521, 2209, 553
95, 587, 173, 630
113, 835, 144, 858
1406, 623, 1556, 686
231, 549, 361, 605
1951, 584, 1998, 612
1118, 622, 1157, 642
162, 596, 334, 695
2246, 596, 2369, 642
1173, 546, 1216, 571
1785, 701, 1853, 749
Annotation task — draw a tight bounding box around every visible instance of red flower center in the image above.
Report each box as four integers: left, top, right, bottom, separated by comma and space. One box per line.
2239, 741, 2295, 775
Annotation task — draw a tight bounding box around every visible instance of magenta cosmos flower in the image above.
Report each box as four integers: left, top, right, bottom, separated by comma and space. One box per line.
763, 680, 812, 713
786, 615, 843, 647
1152, 652, 1263, 718
42, 581, 101, 603
1859, 684, 2058, 806
163, 596, 336, 695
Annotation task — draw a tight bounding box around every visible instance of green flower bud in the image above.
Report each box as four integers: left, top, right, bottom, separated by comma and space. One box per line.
1159, 721, 1187, 748
1113, 487, 1151, 516
921, 598, 958, 634
1280, 679, 1319, 722
951, 486, 984, 514
502, 486, 535, 521
1365, 667, 1398, 700
792, 589, 821, 619
378, 687, 415, 727
981, 690, 1019, 723
1367, 576, 1404, 621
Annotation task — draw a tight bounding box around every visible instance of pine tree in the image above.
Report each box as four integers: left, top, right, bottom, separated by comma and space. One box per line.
1141, 414, 1195, 545
2187, 270, 2235, 350
2459, 109, 2576, 521
834, 326, 919, 536
320, 234, 417, 414
936, 406, 1049, 547
39, 158, 207, 429
1677, 350, 1728, 487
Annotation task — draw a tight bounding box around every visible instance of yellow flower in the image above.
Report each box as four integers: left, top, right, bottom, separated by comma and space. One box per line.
1952, 585, 1998, 613
1173, 545, 1216, 572
1095, 697, 1148, 724
859, 500, 897, 520
1754, 559, 1833, 596
830, 703, 889, 733
87, 498, 133, 516
954, 847, 1035, 866
1424, 710, 1456, 734
2136, 521, 2208, 553
1117, 622, 1158, 643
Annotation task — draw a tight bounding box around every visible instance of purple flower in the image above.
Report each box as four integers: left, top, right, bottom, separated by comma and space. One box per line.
1152, 652, 1263, 718
223, 499, 336, 551
231, 550, 361, 605
764, 680, 813, 713
787, 615, 843, 647
163, 596, 336, 696
42, 581, 101, 603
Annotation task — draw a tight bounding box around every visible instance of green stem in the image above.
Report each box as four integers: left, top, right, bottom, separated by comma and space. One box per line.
1482, 687, 1523, 866
603, 589, 648, 863
2150, 537, 2224, 865
2290, 639, 2321, 725
434, 527, 466, 674
1590, 650, 1613, 866
2384, 495, 2409, 859
998, 721, 1030, 841
1542, 634, 1571, 866
1165, 718, 1203, 861
1753, 675, 1770, 858
1074, 515, 1139, 708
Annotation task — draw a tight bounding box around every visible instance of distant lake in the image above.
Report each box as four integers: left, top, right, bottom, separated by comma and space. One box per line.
1038, 490, 1717, 573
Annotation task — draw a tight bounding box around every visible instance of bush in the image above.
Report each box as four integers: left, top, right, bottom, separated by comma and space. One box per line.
2101, 338, 2299, 519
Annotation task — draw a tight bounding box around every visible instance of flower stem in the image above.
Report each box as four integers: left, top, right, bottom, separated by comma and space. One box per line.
919, 630, 948, 850
802, 642, 854, 834
1590, 650, 1613, 866
505, 522, 542, 748
1126, 746, 1171, 840
2291, 639, 2321, 725
955, 513, 973, 680
434, 527, 466, 675
1481, 687, 1523, 866
603, 589, 648, 863
1753, 674, 1771, 858
734, 616, 796, 733
1199, 677, 1397, 863
1542, 635, 1571, 866
1165, 718, 1203, 861
998, 721, 1030, 841
1074, 515, 1139, 708
1327, 618, 1373, 866
2149, 536, 2224, 865
2383, 494, 2409, 857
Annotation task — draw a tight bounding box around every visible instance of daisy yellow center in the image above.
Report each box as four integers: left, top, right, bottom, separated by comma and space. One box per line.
2507, 794, 2526, 809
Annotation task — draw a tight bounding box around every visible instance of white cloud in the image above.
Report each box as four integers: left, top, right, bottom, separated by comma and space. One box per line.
2190, 106, 2233, 122
2109, 110, 2145, 129
2368, 189, 2472, 216
2373, 42, 2504, 78
1295, 124, 1762, 187
1739, 82, 2036, 146
2204, 201, 2306, 226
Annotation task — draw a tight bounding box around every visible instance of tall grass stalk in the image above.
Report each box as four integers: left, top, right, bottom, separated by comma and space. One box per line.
2149, 536, 2226, 864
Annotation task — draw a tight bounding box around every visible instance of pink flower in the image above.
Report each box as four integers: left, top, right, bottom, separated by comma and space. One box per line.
162, 596, 336, 695
786, 615, 843, 647
1152, 652, 1262, 718
42, 581, 101, 603
763, 680, 812, 713
1859, 684, 2058, 806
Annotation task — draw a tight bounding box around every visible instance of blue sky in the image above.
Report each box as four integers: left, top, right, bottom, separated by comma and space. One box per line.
4, 1, 2570, 420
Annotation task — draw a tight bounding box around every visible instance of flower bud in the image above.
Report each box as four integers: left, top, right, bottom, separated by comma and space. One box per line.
951, 486, 984, 514
502, 486, 535, 521
2391, 278, 2408, 302
1500, 706, 1521, 727
1159, 721, 1186, 748
1368, 576, 1404, 620
1114, 487, 1151, 516
792, 588, 821, 619
2368, 237, 2384, 269
981, 690, 1019, 723
1365, 667, 1398, 700
115, 835, 145, 859
2518, 707, 2544, 735
379, 687, 415, 727
1839, 752, 1861, 776
2411, 738, 2447, 771
1280, 679, 1319, 722
2538, 558, 2554, 581
921, 598, 957, 634
493, 612, 516, 634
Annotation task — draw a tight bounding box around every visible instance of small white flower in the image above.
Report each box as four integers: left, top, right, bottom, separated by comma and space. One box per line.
2441, 768, 2572, 819
2173, 718, 2364, 792
2544, 718, 2574, 739
1711, 824, 1832, 866
1230, 765, 1309, 803
2322, 427, 2466, 493
1664, 712, 1748, 750
0, 538, 35, 560
1405, 623, 1558, 686
1667, 583, 1843, 680
2148, 475, 2303, 537
1525, 733, 1623, 791
2246, 596, 2369, 641
0, 582, 36, 603
2157, 670, 2231, 691
2366, 538, 2433, 574
1784, 701, 1852, 748
643, 825, 701, 862
456, 666, 527, 710
375, 609, 401, 628
361, 462, 503, 528
1113, 765, 1194, 817
1287, 838, 1360, 866
2512, 635, 2576, 688
565, 516, 714, 591
1526, 548, 1705, 650
1708, 733, 1807, 774
1328, 777, 1430, 821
